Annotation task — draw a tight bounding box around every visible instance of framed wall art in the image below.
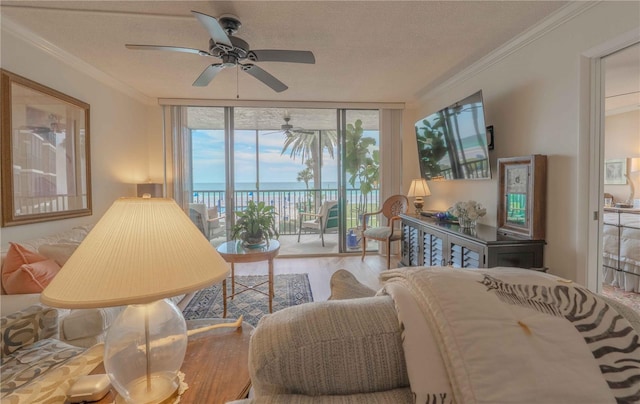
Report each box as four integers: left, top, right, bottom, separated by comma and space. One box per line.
1, 69, 92, 227
497, 155, 547, 240
604, 159, 627, 185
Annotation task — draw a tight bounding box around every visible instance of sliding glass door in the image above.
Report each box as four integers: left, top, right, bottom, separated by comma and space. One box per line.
172, 105, 383, 255
340, 109, 380, 252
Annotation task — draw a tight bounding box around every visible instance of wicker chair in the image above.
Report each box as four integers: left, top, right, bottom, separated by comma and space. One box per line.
361, 195, 409, 269
297, 200, 339, 247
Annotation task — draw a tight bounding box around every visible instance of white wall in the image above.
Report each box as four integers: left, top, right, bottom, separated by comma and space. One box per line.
0, 26, 159, 248
406, 2, 640, 281
604, 110, 640, 203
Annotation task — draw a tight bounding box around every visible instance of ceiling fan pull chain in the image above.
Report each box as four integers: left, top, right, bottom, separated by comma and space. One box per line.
236, 64, 240, 99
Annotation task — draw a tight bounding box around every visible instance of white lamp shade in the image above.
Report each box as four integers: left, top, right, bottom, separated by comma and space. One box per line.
407, 178, 432, 198
41, 197, 229, 309
630, 157, 640, 173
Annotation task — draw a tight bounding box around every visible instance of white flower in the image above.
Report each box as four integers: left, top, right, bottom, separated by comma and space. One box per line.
448, 200, 487, 220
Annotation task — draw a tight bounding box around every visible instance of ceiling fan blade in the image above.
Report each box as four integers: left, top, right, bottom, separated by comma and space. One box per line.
193, 64, 225, 87
126, 44, 211, 56
191, 11, 233, 50
242, 64, 288, 93
248, 50, 315, 64
261, 130, 284, 136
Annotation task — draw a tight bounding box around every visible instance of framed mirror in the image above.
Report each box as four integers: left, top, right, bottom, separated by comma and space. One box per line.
1, 69, 91, 226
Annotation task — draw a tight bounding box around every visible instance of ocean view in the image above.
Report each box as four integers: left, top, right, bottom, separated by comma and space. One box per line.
194, 182, 342, 191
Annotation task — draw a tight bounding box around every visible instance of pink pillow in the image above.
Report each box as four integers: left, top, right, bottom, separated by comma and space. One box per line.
2, 242, 50, 293
3, 259, 61, 294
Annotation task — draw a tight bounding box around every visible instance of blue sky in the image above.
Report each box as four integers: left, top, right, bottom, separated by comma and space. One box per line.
192, 130, 378, 187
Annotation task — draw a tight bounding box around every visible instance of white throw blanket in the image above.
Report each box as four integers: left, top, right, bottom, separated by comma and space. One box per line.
380, 267, 640, 404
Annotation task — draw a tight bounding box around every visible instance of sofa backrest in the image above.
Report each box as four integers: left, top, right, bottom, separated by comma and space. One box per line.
0, 226, 91, 295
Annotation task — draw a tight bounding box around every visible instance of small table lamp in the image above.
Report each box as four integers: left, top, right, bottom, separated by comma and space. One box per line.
41, 197, 229, 404
625, 157, 640, 205
407, 178, 431, 214
137, 182, 163, 198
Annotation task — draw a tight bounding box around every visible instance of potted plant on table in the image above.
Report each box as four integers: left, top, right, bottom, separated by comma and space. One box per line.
231, 200, 279, 248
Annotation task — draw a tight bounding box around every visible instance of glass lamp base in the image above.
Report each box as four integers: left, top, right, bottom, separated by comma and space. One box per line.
114, 372, 179, 404
105, 299, 187, 404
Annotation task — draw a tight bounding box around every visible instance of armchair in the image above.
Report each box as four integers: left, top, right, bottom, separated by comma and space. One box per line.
189, 203, 225, 239
361, 195, 408, 269
297, 200, 338, 247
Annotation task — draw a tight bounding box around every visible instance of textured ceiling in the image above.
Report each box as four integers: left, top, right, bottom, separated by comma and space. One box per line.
0, 1, 569, 105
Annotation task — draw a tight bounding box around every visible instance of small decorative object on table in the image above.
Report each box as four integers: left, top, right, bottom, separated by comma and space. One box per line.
449, 200, 487, 228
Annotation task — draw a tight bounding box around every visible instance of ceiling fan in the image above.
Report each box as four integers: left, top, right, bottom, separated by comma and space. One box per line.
263, 112, 314, 137
125, 11, 315, 92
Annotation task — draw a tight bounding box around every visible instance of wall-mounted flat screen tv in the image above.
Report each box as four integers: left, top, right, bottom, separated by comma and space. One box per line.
415, 90, 491, 180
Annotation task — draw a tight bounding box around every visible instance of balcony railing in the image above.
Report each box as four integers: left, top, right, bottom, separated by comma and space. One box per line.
192, 188, 380, 235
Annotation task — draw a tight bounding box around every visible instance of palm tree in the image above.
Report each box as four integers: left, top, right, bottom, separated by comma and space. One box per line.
297, 159, 314, 189
345, 119, 379, 217
282, 130, 337, 207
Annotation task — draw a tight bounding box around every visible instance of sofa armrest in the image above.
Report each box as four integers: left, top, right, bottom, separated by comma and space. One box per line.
1, 305, 59, 357
60, 306, 123, 346
249, 296, 408, 397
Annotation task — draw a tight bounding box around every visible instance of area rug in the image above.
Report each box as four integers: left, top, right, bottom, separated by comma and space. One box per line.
182, 273, 313, 326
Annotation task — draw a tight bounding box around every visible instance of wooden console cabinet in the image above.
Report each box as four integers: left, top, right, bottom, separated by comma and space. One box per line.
401, 214, 545, 269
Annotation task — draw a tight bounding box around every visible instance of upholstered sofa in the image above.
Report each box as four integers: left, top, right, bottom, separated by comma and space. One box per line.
0, 304, 104, 401
1, 226, 194, 348
232, 269, 640, 404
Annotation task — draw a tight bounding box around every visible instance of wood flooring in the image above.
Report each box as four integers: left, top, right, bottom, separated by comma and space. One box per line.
230, 253, 398, 301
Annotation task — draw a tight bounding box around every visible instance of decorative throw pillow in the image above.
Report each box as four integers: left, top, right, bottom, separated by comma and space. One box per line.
38, 242, 80, 266
3, 259, 61, 294
2, 243, 48, 289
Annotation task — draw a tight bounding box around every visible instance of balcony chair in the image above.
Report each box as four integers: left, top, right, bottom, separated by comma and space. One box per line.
297, 200, 339, 247
361, 195, 409, 269
188, 203, 225, 239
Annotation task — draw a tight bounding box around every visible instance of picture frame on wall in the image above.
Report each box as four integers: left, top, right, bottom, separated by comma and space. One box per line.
604, 159, 627, 185
497, 155, 547, 240
1, 69, 92, 227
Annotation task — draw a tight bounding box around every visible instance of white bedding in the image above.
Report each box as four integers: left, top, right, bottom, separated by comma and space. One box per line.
602, 211, 640, 292
381, 267, 640, 404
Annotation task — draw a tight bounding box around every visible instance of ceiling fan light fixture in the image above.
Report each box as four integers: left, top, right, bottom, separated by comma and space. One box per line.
126, 12, 314, 92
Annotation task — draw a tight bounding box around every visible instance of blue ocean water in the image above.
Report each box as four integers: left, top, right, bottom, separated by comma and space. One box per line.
194, 182, 340, 191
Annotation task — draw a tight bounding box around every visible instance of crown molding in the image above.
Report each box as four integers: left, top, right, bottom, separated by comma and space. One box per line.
416, 1, 599, 101
158, 98, 405, 109
1, 17, 155, 106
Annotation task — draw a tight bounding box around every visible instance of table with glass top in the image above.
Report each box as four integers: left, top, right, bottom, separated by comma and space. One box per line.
216, 239, 280, 316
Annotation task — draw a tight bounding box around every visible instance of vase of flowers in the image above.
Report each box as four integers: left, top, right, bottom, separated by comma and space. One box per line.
448, 200, 486, 229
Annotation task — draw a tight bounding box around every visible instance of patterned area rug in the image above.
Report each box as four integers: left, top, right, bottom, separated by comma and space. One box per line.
182, 274, 313, 326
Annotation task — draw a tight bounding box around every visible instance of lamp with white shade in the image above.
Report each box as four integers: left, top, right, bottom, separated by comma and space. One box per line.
407, 178, 431, 214
41, 197, 229, 404
625, 157, 640, 206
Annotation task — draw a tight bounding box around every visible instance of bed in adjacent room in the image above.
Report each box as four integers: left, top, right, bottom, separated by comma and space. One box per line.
602, 207, 640, 292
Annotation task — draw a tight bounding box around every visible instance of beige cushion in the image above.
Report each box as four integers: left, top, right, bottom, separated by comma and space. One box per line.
229, 388, 413, 403
38, 243, 80, 266
61, 306, 123, 343
250, 297, 408, 397
363, 226, 392, 239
